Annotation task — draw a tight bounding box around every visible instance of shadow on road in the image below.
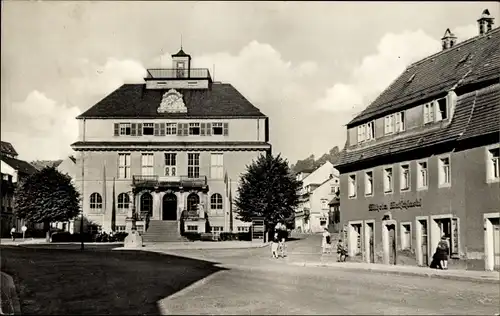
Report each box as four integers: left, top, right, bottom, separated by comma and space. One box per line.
1, 246, 226, 315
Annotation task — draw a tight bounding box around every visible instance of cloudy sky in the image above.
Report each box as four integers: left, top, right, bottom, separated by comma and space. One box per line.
1, 1, 498, 163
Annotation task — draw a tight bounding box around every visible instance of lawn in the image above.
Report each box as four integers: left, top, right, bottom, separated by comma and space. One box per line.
0, 246, 225, 315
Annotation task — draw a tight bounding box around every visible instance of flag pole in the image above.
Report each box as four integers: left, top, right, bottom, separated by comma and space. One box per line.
80, 119, 86, 251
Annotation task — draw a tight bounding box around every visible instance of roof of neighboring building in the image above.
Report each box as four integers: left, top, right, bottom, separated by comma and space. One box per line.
328, 196, 340, 206
347, 27, 500, 127
1, 156, 38, 176
337, 82, 500, 168
31, 160, 63, 171
77, 83, 266, 119
0, 141, 18, 157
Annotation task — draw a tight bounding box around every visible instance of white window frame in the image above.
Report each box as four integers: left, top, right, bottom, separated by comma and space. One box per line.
438, 155, 451, 188
119, 123, 131, 136
321, 199, 329, 209
187, 153, 200, 178
118, 153, 131, 179
423, 102, 435, 124
210, 153, 224, 179
165, 123, 177, 135
188, 123, 201, 135
348, 173, 357, 199
400, 222, 412, 250
187, 225, 198, 232
417, 159, 428, 190
142, 123, 154, 135
210, 193, 223, 214
364, 170, 374, 197
365, 121, 374, 141
212, 122, 224, 135
486, 144, 500, 183
164, 153, 177, 177
395, 111, 405, 132
400, 163, 411, 192
237, 226, 249, 233
383, 166, 393, 195
117, 193, 130, 212
141, 153, 154, 176
435, 98, 448, 122
384, 115, 394, 135
357, 125, 365, 143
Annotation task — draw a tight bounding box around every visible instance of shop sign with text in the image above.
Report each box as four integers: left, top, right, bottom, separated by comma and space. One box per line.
369, 199, 422, 212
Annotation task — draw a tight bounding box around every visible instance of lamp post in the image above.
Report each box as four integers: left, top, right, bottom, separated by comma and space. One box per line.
80, 118, 86, 251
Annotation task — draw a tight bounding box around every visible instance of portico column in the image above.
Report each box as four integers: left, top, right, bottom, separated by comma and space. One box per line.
152, 191, 161, 220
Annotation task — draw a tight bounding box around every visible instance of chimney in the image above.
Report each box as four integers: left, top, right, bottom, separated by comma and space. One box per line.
441, 28, 457, 50
477, 9, 495, 35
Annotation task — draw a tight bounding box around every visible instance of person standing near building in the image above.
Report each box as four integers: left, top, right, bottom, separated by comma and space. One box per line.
10, 227, 16, 241
434, 235, 450, 270
321, 228, 331, 254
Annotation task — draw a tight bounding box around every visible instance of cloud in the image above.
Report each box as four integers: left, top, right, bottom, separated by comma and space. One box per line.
1, 91, 81, 161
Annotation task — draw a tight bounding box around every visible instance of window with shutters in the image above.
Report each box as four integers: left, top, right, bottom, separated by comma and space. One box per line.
212, 123, 223, 135
164, 153, 177, 176
384, 111, 405, 135
423, 102, 435, 124
189, 123, 201, 135
384, 115, 394, 135
348, 174, 357, 199
357, 121, 374, 142
395, 112, 405, 132
143, 123, 154, 135
383, 167, 393, 194
486, 146, 500, 183
119, 123, 131, 135
141, 153, 154, 176
365, 171, 373, 196
210, 153, 224, 179
118, 153, 131, 179
187, 153, 200, 178
165, 123, 177, 135
400, 163, 410, 191
357, 125, 365, 143
438, 156, 451, 187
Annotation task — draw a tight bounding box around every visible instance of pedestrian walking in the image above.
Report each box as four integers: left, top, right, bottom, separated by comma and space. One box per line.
271, 232, 279, 258
337, 239, 348, 262
321, 228, 332, 254
10, 227, 16, 241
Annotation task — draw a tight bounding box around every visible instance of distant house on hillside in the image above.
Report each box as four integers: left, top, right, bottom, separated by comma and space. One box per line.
0, 141, 38, 237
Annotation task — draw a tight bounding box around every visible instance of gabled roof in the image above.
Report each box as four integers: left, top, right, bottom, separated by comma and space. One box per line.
337, 82, 500, 168
1, 156, 38, 176
0, 141, 18, 157
328, 196, 340, 206
347, 27, 500, 127
77, 83, 266, 119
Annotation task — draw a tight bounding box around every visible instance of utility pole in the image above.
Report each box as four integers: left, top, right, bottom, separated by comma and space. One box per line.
80, 118, 86, 251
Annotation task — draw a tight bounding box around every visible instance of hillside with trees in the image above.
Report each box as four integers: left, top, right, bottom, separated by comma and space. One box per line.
291, 146, 342, 174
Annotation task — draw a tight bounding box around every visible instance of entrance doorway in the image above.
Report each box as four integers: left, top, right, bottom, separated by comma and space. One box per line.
484, 214, 500, 271
140, 192, 153, 218
364, 221, 375, 263
348, 222, 362, 257
187, 193, 200, 213
493, 219, 500, 271
162, 193, 177, 221
417, 218, 429, 266
387, 224, 397, 265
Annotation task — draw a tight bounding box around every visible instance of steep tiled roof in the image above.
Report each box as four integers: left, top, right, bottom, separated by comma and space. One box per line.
31, 160, 64, 171
1, 156, 38, 176
77, 83, 266, 119
348, 27, 500, 127
0, 141, 18, 157
337, 83, 500, 168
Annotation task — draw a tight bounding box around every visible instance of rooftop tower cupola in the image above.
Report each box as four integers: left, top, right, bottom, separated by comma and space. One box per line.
441, 28, 457, 50
478, 9, 495, 35
171, 47, 192, 78
144, 46, 212, 90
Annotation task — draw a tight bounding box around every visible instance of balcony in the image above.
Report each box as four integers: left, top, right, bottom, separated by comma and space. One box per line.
132, 175, 208, 189
146, 68, 211, 80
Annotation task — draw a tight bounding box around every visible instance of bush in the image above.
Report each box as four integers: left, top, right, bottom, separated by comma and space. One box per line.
238, 231, 252, 241
113, 232, 128, 242
183, 232, 201, 241
219, 232, 252, 241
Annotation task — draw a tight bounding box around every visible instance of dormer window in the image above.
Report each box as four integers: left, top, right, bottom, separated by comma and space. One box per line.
357, 121, 375, 143
189, 123, 201, 135
384, 111, 405, 135
436, 98, 448, 121
212, 123, 224, 135
119, 123, 131, 136
142, 123, 154, 135
424, 98, 448, 124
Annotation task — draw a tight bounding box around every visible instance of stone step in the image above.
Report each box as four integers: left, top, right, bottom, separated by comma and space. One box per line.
143, 220, 185, 242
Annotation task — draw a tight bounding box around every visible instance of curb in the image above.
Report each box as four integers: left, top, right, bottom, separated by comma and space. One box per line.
1, 272, 22, 315
117, 243, 268, 251
290, 262, 500, 284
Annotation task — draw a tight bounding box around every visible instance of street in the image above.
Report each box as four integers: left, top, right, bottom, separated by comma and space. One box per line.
158, 251, 499, 315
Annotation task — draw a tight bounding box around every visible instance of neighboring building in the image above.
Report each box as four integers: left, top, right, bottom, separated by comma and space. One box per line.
0, 141, 39, 236
31, 160, 63, 171
335, 10, 499, 271
294, 162, 339, 233
328, 195, 340, 233
70, 48, 271, 240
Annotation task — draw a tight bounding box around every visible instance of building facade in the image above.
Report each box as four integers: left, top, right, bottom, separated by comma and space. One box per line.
294, 162, 339, 233
0, 141, 39, 237
71, 48, 271, 240
336, 10, 499, 271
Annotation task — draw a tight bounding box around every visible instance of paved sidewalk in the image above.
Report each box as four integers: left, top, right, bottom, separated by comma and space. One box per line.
1, 238, 47, 246
119, 240, 269, 251
287, 258, 500, 284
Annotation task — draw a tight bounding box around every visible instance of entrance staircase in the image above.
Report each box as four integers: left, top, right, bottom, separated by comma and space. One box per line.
142, 220, 186, 242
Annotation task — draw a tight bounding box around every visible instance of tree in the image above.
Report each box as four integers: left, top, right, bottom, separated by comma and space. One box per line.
14, 166, 81, 241
235, 153, 302, 235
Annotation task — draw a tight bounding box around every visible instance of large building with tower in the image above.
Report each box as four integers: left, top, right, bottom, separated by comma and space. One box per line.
335, 10, 499, 271
71, 48, 271, 241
